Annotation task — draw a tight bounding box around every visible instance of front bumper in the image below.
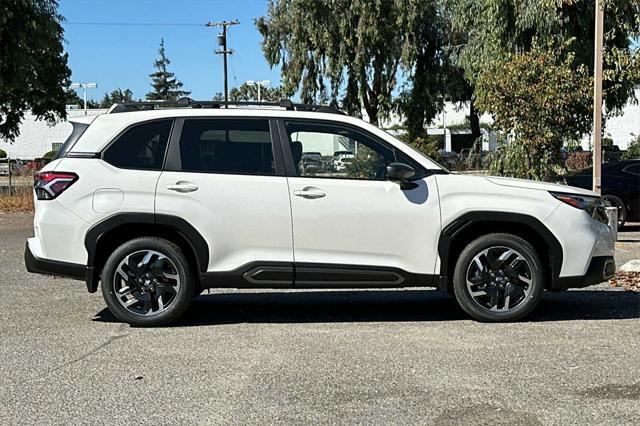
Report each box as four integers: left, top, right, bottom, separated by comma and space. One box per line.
551, 256, 616, 290
24, 242, 96, 291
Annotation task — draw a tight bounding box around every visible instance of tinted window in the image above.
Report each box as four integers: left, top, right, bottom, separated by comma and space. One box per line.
286, 121, 425, 180
103, 120, 172, 170
179, 119, 274, 175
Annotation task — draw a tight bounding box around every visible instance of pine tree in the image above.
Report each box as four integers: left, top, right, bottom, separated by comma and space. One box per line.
146, 39, 190, 101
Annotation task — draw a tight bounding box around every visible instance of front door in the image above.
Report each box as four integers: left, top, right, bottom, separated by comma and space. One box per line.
281, 120, 441, 286
155, 118, 294, 286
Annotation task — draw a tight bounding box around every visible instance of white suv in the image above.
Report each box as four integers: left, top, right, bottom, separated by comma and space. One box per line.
25, 101, 616, 326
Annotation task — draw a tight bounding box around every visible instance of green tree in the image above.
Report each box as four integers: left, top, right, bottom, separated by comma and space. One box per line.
477, 41, 592, 181
0, 0, 71, 141
257, 0, 407, 124
100, 88, 134, 108
449, 0, 640, 114
146, 39, 190, 101
0, 149, 6, 159
64, 88, 83, 108
258, 1, 459, 136
395, 2, 485, 141
228, 83, 285, 102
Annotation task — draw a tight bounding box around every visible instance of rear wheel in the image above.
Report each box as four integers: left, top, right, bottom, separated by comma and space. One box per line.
453, 233, 545, 322
602, 194, 627, 228
101, 237, 195, 326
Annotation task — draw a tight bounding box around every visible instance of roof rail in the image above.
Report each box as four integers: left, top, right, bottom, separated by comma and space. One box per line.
108, 97, 344, 115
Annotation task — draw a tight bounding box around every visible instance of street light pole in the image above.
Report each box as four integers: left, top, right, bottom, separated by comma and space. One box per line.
69, 82, 97, 115
246, 80, 270, 103
592, 0, 604, 194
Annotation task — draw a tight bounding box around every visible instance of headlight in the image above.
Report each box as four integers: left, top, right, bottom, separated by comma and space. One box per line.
549, 191, 608, 224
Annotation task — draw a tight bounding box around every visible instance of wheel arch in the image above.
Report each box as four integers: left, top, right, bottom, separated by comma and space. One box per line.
84, 213, 209, 292
437, 211, 563, 293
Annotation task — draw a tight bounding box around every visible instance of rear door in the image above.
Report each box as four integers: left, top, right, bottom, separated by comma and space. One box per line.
155, 117, 294, 286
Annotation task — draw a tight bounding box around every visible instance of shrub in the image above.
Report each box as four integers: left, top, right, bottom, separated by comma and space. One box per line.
565, 151, 592, 171
406, 135, 443, 162
42, 150, 57, 160
475, 39, 592, 181
0, 149, 6, 159
622, 134, 640, 160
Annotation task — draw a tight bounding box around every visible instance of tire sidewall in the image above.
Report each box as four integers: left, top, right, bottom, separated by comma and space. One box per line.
453, 234, 545, 322
602, 194, 627, 228
101, 237, 194, 326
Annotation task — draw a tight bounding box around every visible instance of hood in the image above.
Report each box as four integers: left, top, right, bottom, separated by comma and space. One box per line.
484, 176, 598, 197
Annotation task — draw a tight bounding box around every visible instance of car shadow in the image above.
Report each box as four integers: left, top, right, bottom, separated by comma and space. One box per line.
92, 289, 640, 327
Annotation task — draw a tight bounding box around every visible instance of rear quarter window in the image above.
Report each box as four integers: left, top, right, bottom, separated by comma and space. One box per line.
54, 122, 89, 160
103, 120, 173, 170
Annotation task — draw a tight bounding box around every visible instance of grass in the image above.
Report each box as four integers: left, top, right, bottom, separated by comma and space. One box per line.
0, 186, 34, 213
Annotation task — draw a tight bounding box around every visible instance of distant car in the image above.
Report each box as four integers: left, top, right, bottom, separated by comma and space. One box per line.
0, 158, 24, 176
25, 158, 48, 171
564, 159, 640, 227
437, 150, 461, 169
333, 151, 354, 171
300, 152, 323, 173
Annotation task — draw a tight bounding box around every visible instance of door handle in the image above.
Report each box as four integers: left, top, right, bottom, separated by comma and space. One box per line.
166, 182, 198, 193
293, 187, 326, 199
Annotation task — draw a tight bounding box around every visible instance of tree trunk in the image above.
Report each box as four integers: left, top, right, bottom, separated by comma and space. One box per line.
469, 98, 481, 141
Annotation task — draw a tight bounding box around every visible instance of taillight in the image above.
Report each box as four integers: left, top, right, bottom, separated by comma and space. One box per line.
34, 172, 78, 200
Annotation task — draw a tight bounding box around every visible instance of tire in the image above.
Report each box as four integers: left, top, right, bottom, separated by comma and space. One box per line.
452, 233, 545, 322
101, 237, 196, 326
602, 194, 627, 229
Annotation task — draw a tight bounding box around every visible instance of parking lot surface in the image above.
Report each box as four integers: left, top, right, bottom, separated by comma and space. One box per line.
1, 213, 639, 425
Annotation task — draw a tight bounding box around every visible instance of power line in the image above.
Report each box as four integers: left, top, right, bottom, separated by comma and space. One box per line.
65, 21, 205, 27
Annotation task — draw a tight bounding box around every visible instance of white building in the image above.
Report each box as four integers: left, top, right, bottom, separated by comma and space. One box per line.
0, 108, 107, 159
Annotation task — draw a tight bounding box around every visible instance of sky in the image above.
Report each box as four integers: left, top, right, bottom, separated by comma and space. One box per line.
59, 0, 281, 102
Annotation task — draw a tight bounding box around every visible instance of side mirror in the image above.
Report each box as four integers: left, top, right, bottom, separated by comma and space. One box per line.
386, 163, 418, 189
386, 162, 415, 183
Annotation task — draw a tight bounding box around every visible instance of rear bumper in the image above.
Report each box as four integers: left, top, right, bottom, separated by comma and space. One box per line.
24, 242, 96, 290
552, 256, 616, 290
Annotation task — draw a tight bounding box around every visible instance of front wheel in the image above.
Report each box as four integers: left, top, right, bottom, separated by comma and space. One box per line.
101, 237, 195, 326
452, 233, 545, 322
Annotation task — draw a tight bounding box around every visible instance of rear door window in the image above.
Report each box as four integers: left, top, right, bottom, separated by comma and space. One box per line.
178, 119, 275, 175
103, 120, 172, 170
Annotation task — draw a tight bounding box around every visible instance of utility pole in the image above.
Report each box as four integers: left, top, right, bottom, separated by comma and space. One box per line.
592, 0, 604, 194
206, 20, 240, 108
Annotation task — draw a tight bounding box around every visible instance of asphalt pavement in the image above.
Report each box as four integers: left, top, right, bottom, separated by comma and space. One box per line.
1, 213, 638, 425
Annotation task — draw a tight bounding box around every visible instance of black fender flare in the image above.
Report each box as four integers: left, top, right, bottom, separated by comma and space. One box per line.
437, 211, 563, 279
84, 213, 210, 291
